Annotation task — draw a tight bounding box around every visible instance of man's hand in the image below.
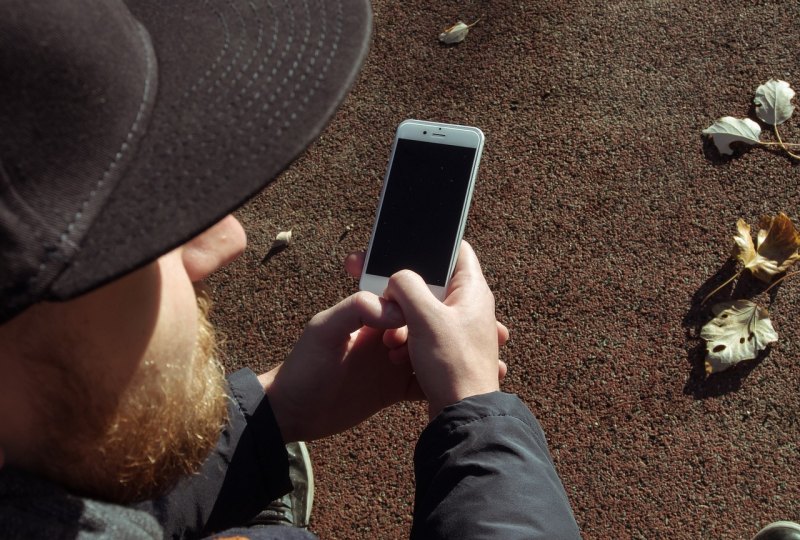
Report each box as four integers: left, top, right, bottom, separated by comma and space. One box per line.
345, 250, 510, 364
258, 292, 423, 443
383, 241, 504, 420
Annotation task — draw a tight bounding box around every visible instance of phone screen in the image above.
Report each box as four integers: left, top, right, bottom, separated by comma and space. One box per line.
365, 138, 477, 286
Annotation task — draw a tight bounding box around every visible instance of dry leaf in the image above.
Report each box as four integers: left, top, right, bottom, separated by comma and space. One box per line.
261, 230, 293, 264
754, 79, 796, 126
275, 230, 293, 247
732, 213, 800, 282
700, 300, 778, 375
438, 19, 480, 44
702, 117, 761, 155
439, 22, 469, 43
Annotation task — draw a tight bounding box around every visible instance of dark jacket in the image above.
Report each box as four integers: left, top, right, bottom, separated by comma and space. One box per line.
0, 369, 580, 539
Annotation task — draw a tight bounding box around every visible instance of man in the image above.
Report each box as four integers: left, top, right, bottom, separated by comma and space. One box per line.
0, 0, 581, 538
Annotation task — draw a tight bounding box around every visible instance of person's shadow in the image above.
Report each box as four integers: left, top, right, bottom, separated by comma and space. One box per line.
681, 258, 779, 399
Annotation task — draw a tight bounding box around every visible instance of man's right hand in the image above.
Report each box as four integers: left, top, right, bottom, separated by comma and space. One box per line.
383, 241, 506, 420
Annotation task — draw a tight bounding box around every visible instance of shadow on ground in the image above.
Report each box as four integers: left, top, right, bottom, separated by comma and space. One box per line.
682, 258, 782, 399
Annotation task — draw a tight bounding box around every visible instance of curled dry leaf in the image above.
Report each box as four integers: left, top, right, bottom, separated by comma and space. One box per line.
438, 19, 480, 44
754, 79, 796, 126
700, 300, 778, 375
261, 230, 292, 265
702, 117, 761, 155
732, 213, 800, 282
274, 230, 293, 247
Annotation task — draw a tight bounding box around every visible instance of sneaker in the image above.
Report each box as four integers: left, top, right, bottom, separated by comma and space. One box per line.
249, 441, 315, 528
752, 521, 800, 540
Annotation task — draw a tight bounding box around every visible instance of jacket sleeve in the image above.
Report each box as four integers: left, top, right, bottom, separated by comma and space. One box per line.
411, 392, 581, 540
133, 368, 293, 539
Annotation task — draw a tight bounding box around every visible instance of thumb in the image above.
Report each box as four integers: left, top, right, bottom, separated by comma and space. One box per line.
383, 269, 444, 327
308, 291, 405, 344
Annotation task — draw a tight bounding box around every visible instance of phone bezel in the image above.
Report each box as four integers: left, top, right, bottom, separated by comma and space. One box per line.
359, 119, 485, 300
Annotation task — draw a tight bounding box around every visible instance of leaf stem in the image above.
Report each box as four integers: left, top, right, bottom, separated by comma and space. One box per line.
701, 269, 742, 305
760, 141, 800, 147
763, 270, 800, 295
774, 125, 800, 160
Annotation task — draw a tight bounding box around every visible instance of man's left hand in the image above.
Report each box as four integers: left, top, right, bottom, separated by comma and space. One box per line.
257, 291, 422, 443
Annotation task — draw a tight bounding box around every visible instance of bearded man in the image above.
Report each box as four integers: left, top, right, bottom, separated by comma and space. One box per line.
0, 0, 581, 538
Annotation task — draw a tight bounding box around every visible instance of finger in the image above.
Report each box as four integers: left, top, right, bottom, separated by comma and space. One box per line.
383, 326, 408, 349
309, 292, 405, 344
498, 360, 508, 381
445, 241, 490, 303
345, 252, 366, 279
383, 269, 443, 327
497, 321, 510, 346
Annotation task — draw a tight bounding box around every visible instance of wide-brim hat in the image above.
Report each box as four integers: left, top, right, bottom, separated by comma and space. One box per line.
0, 0, 371, 322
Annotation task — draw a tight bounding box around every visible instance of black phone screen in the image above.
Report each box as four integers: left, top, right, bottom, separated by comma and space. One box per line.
365, 138, 477, 286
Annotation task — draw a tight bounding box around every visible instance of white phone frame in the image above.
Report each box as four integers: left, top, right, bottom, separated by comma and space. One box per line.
359, 119, 485, 300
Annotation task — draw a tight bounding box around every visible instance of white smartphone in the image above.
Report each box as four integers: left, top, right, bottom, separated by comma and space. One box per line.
359, 119, 485, 300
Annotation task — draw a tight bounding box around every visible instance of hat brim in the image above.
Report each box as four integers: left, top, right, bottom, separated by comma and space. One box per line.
48, 0, 371, 300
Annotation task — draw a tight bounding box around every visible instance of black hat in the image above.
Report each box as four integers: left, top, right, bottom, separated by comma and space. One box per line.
0, 0, 371, 323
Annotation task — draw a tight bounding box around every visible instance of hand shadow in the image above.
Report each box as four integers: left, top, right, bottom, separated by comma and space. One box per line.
682, 259, 777, 399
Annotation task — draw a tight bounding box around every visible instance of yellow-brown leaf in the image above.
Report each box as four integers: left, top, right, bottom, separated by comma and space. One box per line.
732, 213, 800, 283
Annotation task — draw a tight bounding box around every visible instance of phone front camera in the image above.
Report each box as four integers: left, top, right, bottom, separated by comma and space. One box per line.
423, 130, 427, 135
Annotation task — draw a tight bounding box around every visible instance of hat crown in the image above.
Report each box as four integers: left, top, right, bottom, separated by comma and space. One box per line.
1, 0, 372, 324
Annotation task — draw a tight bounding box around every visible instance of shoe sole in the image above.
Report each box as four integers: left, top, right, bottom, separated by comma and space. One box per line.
298, 441, 315, 525
752, 521, 800, 540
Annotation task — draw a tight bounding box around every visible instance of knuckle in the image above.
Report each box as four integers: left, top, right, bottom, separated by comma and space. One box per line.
349, 291, 373, 311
